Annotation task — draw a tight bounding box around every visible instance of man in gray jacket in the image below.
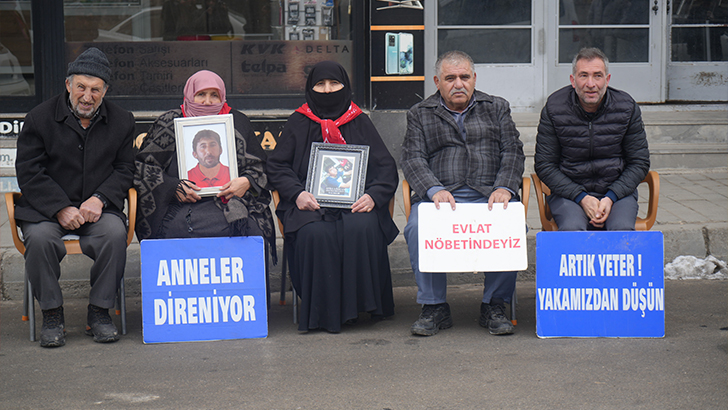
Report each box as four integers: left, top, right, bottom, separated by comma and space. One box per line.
534, 47, 649, 231
400, 51, 525, 337
15, 48, 135, 347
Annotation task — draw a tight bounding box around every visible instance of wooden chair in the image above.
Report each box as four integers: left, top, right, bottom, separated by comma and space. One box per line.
401, 178, 531, 325
5, 188, 137, 341
271, 191, 395, 324
531, 170, 660, 231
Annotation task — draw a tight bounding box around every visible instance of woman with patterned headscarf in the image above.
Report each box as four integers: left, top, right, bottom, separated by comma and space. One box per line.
134, 70, 275, 261
267, 61, 399, 333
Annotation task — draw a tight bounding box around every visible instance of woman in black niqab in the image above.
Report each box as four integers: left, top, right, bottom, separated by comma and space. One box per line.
267, 61, 399, 333
305, 60, 351, 119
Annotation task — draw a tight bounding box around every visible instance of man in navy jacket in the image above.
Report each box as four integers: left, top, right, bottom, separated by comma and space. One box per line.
15, 47, 135, 347
535, 47, 650, 231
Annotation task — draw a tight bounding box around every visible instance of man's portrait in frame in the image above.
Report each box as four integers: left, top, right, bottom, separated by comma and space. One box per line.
174, 114, 238, 197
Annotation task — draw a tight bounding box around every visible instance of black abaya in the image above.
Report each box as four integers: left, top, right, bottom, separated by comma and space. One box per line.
267, 62, 399, 332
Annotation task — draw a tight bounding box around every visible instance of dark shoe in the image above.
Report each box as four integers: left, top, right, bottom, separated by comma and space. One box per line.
85, 304, 119, 343
479, 301, 514, 335
411, 303, 453, 336
40, 306, 66, 348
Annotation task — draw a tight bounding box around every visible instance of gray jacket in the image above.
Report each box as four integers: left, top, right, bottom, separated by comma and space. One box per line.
400, 90, 525, 202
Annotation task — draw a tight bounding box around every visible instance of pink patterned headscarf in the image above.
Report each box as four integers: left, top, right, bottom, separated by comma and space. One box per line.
181, 70, 229, 117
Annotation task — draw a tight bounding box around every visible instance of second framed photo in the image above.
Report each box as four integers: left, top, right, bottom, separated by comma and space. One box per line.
174, 114, 238, 197
306, 142, 369, 208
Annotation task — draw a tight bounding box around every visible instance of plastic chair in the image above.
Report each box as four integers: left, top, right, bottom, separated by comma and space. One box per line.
5, 188, 137, 341
272, 191, 395, 324
401, 178, 530, 325
531, 170, 660, 231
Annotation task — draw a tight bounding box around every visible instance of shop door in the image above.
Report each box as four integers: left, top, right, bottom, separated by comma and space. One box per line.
546, 0, 666, 103
667, 0, 728, 101
426, 0, 666, 110
425, 0, 546, 111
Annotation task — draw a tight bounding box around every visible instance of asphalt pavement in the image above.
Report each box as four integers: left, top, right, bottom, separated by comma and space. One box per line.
1, 279, 726, 410
1, 168, 726, 409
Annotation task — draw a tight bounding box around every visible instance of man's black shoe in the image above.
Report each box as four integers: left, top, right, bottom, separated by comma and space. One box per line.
85, 304, 119, 343
411, 303, 453, 336
479, 301, 514, 335
40, 306, 66, 348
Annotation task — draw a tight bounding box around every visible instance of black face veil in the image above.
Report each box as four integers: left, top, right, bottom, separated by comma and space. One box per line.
304, 61, 353, 119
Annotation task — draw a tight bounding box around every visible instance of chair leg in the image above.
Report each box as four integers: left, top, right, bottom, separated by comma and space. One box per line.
279, 242, 288, 306
26, 276, 36, 341
22, 273, 29, 322
293, 287, 298, 325
510, 288, 517, 326
277, 239, 298, 324
117, 278, 127, 335
265, 241, 271, 310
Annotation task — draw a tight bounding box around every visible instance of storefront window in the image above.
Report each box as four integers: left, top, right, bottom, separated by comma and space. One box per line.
437, 0, 532, 64
558, 0, 650, 63
63, 0, 355, 99
0, 0, 33, 96
671, 0, 728, 62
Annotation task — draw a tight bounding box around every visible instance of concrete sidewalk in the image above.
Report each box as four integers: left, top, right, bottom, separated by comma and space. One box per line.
1, 168, 727, 299
0, 280, 725, 409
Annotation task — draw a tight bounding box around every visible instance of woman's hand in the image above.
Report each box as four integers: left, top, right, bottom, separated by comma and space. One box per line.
177, 180, 202, 203
218, 177, 251, 201
296, 191, 320, 211
351, 193, 375, 213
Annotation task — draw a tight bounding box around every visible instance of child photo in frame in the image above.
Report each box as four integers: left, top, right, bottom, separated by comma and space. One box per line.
306, 142, 369, 208
318, 155, 355, 197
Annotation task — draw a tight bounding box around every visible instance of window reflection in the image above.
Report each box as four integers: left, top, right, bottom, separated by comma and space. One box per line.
437, 0, 532, 64
438, 0, 531, 26
438, 29, 531, 64
0, 0, 33, 96
671, 0, 728, 62
559, 0, 649, 26
64, 0, 351, 42
558, 0, 650, 63
63, 1, 354, 99
559, 28, 649, 63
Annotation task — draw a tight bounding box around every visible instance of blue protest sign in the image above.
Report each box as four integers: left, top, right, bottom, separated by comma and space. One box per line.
141, 237, 267, 343
536, 231, 664, 338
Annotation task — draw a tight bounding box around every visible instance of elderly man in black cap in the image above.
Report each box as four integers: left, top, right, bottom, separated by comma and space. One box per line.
14, 47, 135, 347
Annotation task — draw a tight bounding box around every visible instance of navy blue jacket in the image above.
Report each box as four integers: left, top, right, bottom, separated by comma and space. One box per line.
534, 86, 650, 201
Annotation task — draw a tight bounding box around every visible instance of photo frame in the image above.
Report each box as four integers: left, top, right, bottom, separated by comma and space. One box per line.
306, 142, 369, 208
174, 114, 238, 197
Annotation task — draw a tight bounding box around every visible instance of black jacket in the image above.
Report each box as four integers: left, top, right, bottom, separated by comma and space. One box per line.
15, 92, 135, 223
534, 85, 650, 201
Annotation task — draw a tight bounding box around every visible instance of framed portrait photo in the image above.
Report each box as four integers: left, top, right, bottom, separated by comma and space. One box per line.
306, 142, 369, 208
174, 114, 238, 197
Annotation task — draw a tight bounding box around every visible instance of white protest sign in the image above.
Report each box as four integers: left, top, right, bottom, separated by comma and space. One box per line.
418, 202, 527, 272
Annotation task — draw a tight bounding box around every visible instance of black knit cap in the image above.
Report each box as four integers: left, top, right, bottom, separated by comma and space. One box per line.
67, 47, 111, 84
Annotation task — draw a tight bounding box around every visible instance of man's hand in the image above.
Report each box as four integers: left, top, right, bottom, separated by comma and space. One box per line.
580, 195, 613, 228
56, 206, 85, 230
218, 177, 251, 201
589, 197, 613, 228
296, 191, 320, 211
432, 189, 456, 210
79, 196, 104, 223
177, 181, 202, 203
488, 188, 512, 210
351, 193, 374, 213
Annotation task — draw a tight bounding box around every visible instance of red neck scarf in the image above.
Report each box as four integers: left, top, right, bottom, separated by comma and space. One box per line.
295, 102, 363, 144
